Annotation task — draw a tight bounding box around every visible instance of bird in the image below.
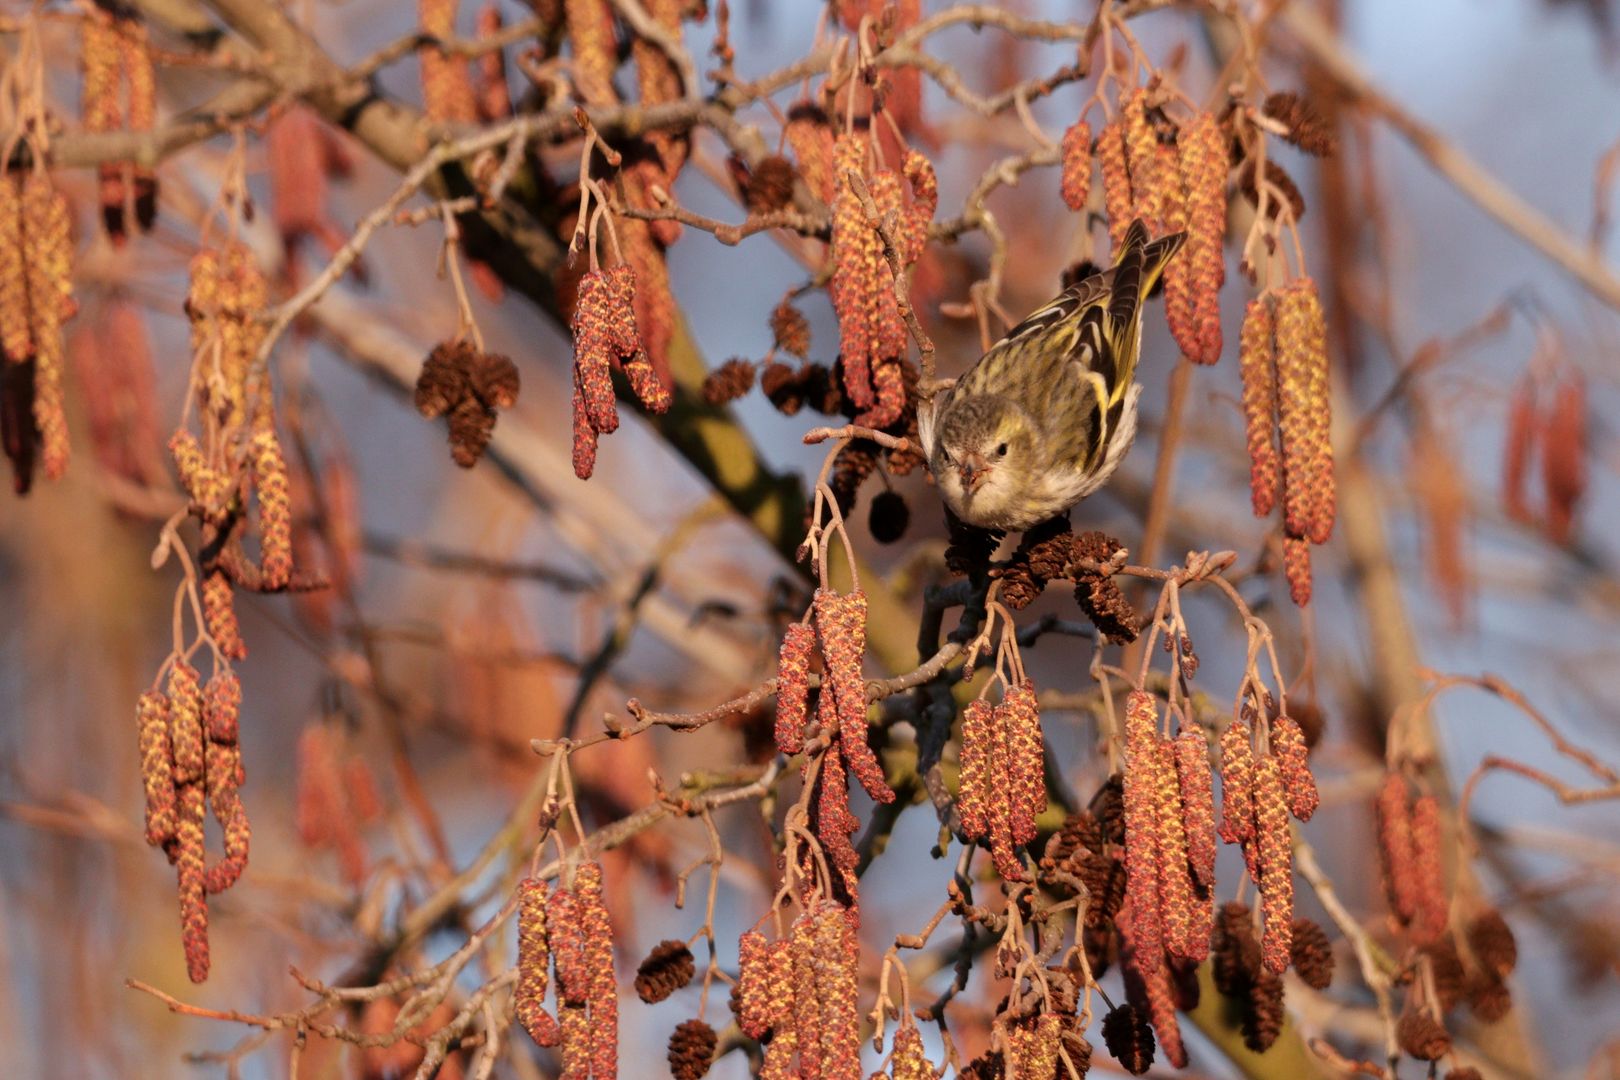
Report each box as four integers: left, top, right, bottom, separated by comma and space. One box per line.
917, 219, 1186, 532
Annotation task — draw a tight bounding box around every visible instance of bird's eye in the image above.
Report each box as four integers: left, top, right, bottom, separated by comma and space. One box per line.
995, 442, 1009, 458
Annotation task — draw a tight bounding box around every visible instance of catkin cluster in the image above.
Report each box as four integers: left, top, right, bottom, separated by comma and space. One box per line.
569, 265, 672, 479
1237, 279, 1335, 605
294, 724, 385, 886
1215, 707, 1318, 976
136, 667, 251, 982
1502, 369, 1588, 545
1121, 691, 1215, 975
775, 590, 893, 911
735, 901, 862, 1080
515, 860, 619, 1074
80, 9, 158, 242
413, 339, 521, 467
956, 681, 1046, 882
0, 170, 76, 487
825, 132, 935, 426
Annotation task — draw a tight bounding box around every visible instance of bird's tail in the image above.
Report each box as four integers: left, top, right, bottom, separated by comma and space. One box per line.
1105, 219, 1187, 390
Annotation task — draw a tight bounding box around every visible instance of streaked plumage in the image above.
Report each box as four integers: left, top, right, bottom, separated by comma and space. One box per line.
919, 220, 1186, 531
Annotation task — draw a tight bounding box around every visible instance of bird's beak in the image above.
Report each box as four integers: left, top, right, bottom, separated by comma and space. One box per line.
958, 455, 989, 492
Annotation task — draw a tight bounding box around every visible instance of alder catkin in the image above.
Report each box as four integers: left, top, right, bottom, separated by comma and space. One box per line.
1271, 713, 1319, 821
137, 691, 177, 847
1254, 755, 1294, 974
774, 621, 815, 756
251, 427, 294, 590
1239, 296, 1280, 517
1410, 794, 1450, 946
516, 877, 559, 1047
957, 698, 993, 841
575, 861, 618, 1078
1060, 120, 1092, 212
1376, 771, 1419, 924
1122, 690, 1164, 972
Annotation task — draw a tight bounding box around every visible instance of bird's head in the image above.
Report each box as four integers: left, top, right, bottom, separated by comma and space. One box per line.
931, 394, 1037, 523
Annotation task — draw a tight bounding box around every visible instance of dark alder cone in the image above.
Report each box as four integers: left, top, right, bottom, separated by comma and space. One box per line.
666, 1018, 717, 1080
1423, 937, 1467, 1012
1466, 972, 1512, 1022
997, 517, 1075, 610
1043, 810, 1102, 866
1261, 91, 1338, 157
1102, 1003, 1156, 1076
744, 154, 799, 212
1445, 1069, 1484, 1080
957, 1051, 1006, 1080
759, 360, 804, 414
701, 357, 757, 405
770, 300, 811, 358
1242, 972, 1286, 1053
944, 507, 1003, 576
469, 351, 520, 409
1213, 902, 1261, 996
1240, 159, 1306, 220
1090, 773, 1127, 846
1466, 908, 1517, 978
415, 342, 472, 418
446, 397, 497, 468
1290, 917, 1334, 989
1077, 577, 1139, 643
1397, 1008, 1453, 1061
1082, 919, 1114, 979
1060, 1025, 1093, 1077
635, 939, 696, 1003
828, 440, 880, 515
867, 489, 909, 543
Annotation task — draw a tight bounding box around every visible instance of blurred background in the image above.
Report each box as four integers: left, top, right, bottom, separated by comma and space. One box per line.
3, 0, 1620, 1076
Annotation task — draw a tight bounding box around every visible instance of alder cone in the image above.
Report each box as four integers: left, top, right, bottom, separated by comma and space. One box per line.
1101, 1003, 1155, 1076
635, 939, 695, 1003
666, 1018, 716, 1080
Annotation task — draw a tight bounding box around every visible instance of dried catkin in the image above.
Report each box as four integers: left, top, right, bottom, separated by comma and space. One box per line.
774, 621, 815, 756
770, 299, 811, 358
1410, 794, 1449, 946
1179, 112, 1228, 364
1123, 907, 1187, 1068
1122, 690, 1164, 972
1253, 755, 1294, 974
516, 877, 559, 1047
1375, 771, 1418, 924
136, 690, 177, 847
1059, 120, 1092, 211
1271, 713, 1319, 821
1239, 296, 1280, 517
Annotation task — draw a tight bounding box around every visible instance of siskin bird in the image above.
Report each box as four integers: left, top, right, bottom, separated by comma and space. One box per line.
918, 220, 1186, 532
